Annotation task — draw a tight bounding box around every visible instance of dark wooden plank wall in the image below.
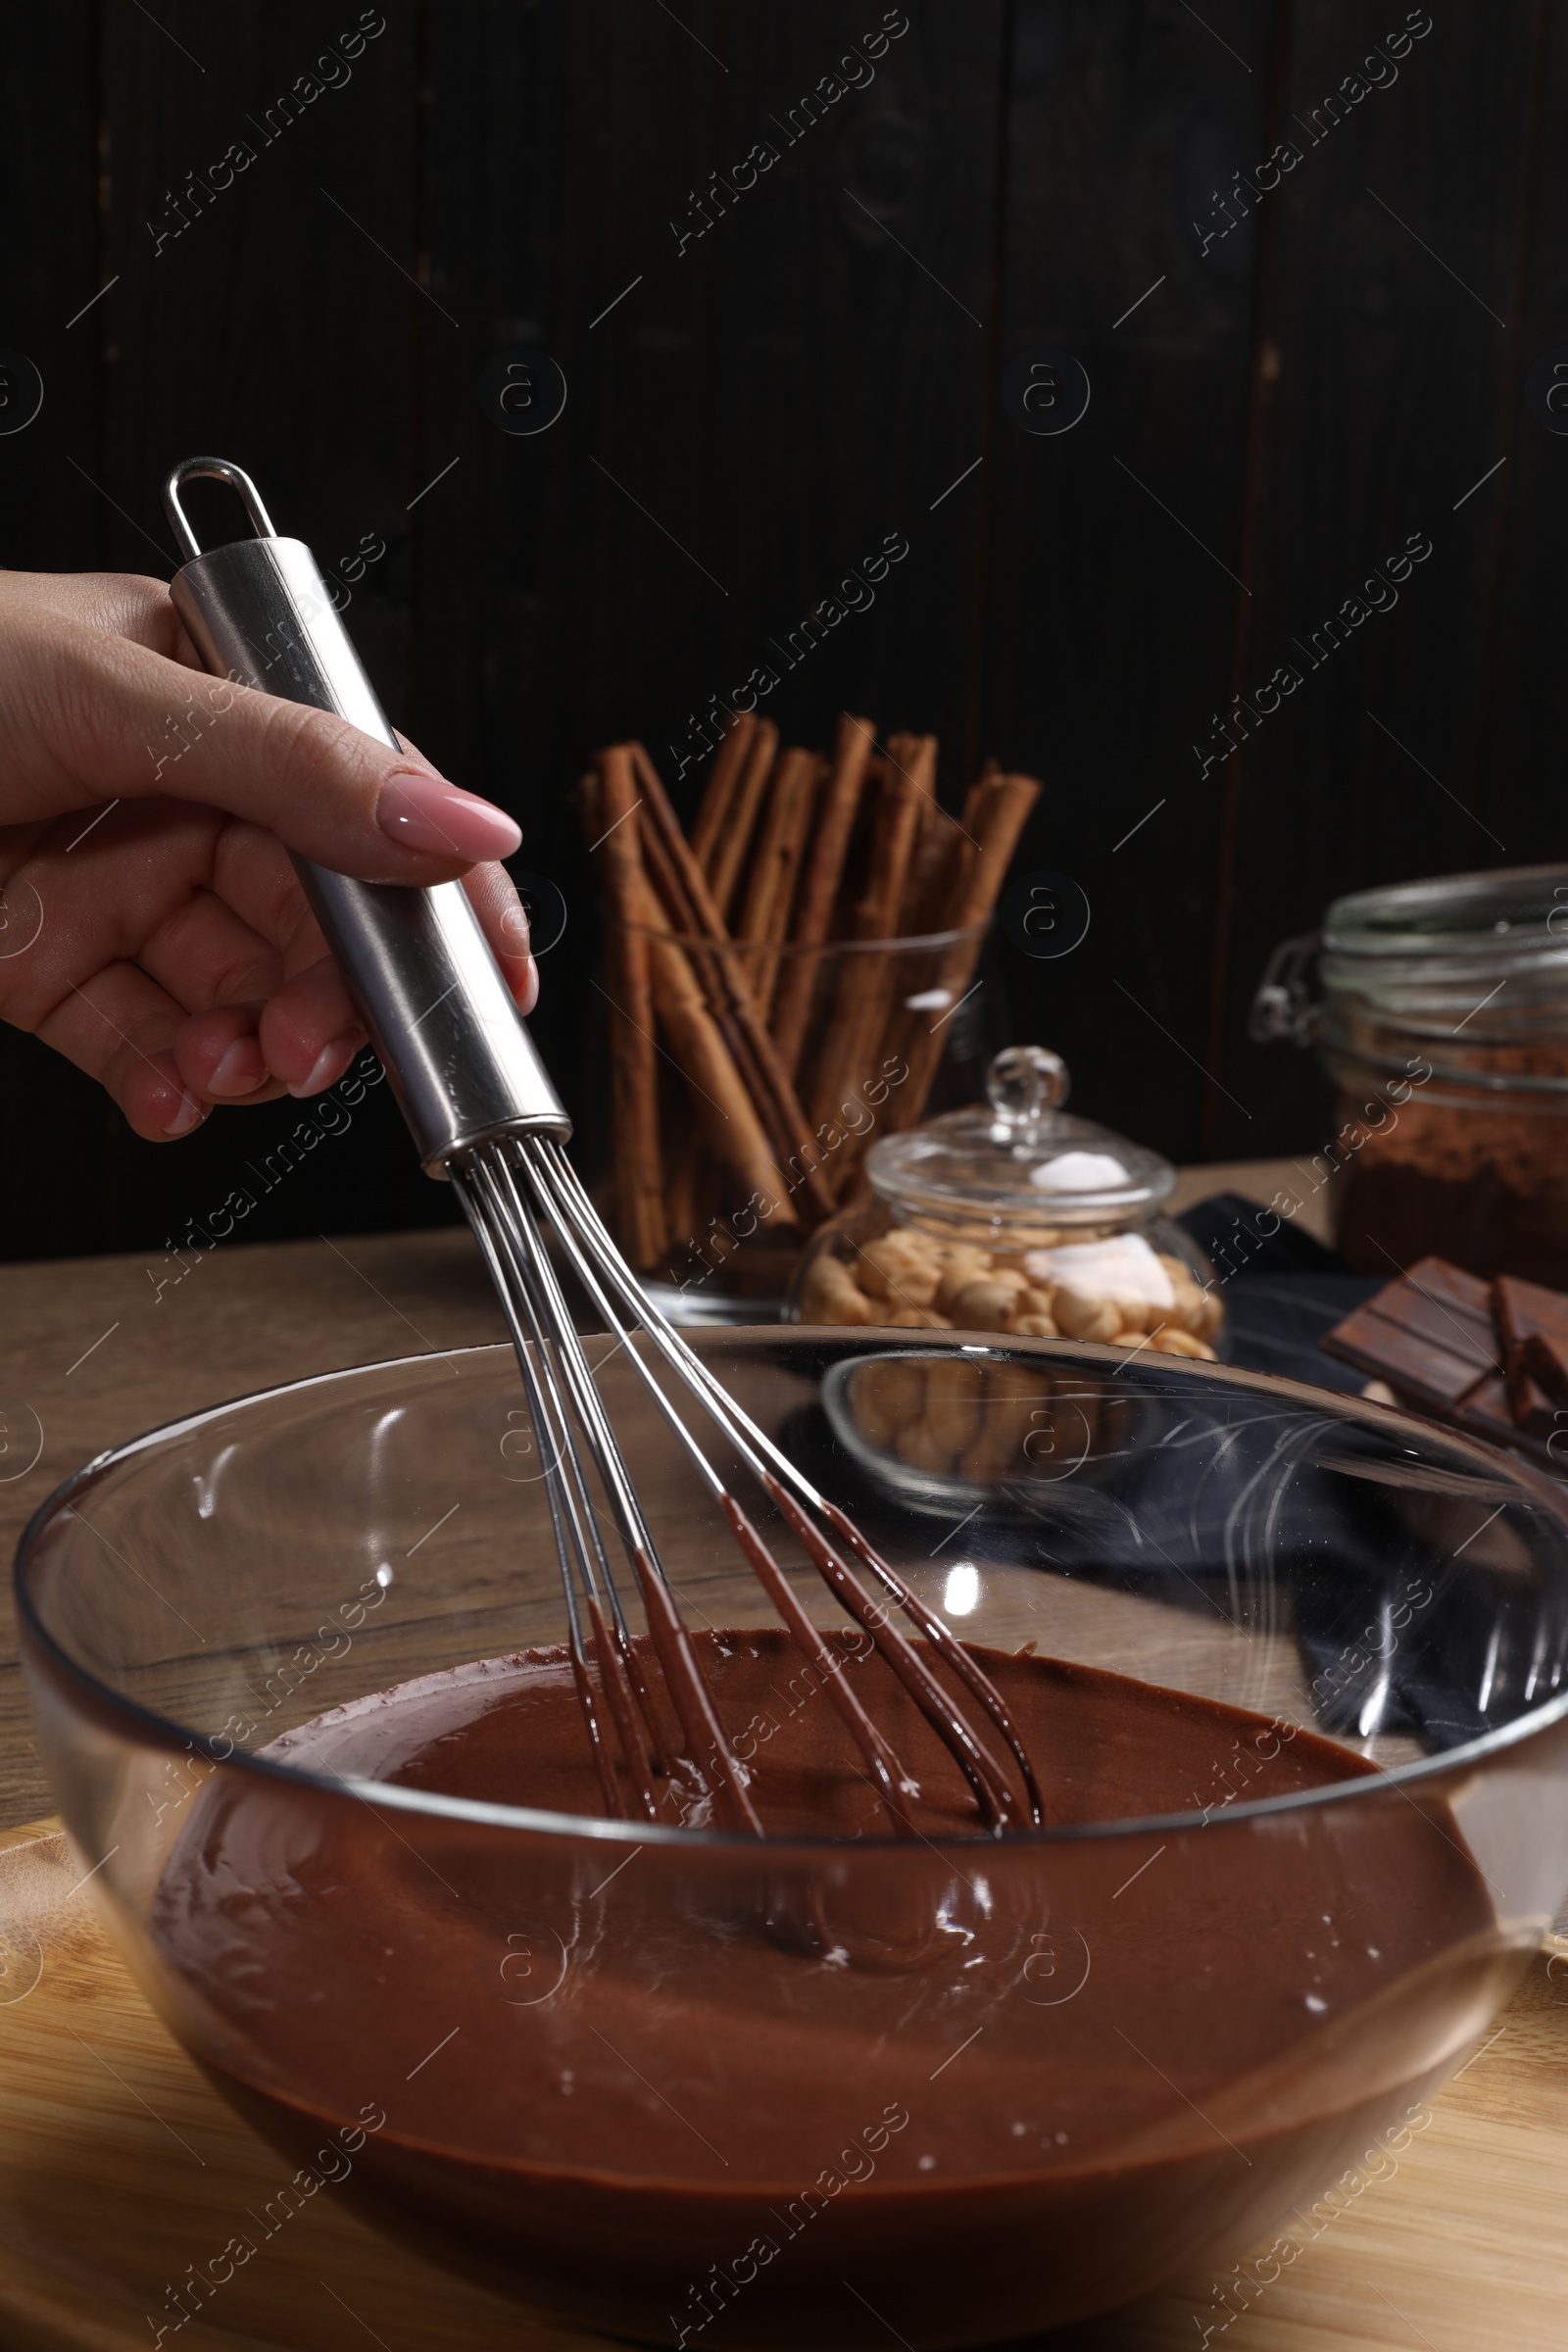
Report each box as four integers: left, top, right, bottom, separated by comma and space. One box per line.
0, 0, 1564, 1265
982, 0, 1282, 1157
1218, 0, 1553, 1152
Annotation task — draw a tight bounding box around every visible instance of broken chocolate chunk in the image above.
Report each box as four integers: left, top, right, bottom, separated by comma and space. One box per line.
1494, 1273, 1568, 1419
1322, 1256, 1498, 1421
1322, 1257, 1566, 1473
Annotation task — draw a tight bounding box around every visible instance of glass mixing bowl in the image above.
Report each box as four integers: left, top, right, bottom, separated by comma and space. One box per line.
16, 1333, 1568, 2349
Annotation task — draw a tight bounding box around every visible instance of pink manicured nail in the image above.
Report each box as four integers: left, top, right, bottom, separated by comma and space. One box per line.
291, 1039, 355, 1100
376, 768, 521, 860
208, 1041, 268, 1097
163, 1093, 204, 1138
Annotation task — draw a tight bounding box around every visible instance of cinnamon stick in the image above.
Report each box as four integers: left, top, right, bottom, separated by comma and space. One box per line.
879, 768, 1042, 1138
690, 712, 757, 875
707, 719, 778, 919
663, 727, 819, 1210
960, 758, 1002, 839
899, 802, 972, 937
883, 732, 939, 809
770, 712, 875, 1077
637, 804, 763, 1238
856, 751, 932, 937
735, 747, 822, 1010
636, 805, 795, 1198
956, 771, 1043, 931
625, 861, 795, 1224
808, 752, 929, 1155
627, 741, 837, 1224
581, 752, 666, 1268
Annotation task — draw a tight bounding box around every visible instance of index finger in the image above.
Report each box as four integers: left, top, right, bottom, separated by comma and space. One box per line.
8, 614, 520, 881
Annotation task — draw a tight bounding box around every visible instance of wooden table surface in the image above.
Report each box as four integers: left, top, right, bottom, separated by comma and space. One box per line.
0, 1221, 514, 1830
7, 1158, 1568, 2351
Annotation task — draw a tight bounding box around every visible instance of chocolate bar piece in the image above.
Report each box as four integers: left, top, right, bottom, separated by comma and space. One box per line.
1456, 1370, 1536, 1447
1494, 1273, 1568, 1416
1322, 1256, 1499, 1420
1455, 1372, 1562, 1468
1524, 1331, 1568, 1405
1324, 1257, 1564, 1471
1514, 1374, 1560, 1441
1388, 1257, 1498, 1359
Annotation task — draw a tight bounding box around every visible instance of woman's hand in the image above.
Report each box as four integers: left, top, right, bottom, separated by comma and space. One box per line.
0, 567, 536, 1140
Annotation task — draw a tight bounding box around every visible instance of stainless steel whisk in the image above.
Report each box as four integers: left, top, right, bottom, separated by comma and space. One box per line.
164, 458, 1043, 1838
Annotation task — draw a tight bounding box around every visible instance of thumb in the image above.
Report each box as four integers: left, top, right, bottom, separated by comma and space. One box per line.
23, 611, 520, 880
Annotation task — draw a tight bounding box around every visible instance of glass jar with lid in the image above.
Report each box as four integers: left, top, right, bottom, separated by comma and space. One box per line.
787, 1045, 1224, 1355
1251, 863, 1568, 1283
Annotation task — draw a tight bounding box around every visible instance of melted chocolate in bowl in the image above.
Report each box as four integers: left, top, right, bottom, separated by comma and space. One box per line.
152, 1634, 1504, 2347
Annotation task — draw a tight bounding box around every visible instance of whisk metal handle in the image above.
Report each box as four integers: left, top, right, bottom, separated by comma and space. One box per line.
162, 456, 570, 1175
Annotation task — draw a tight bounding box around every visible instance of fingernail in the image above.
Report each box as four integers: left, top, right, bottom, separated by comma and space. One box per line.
209, 1041, 267, 1098
377, 768, 521, 860
163, 1093, 204, 1138
290, 1038, 355, 1100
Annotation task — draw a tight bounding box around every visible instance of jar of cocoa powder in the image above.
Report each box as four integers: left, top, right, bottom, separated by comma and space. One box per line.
787, 1045, 1224, 1354
1257, 864, 1568, 1284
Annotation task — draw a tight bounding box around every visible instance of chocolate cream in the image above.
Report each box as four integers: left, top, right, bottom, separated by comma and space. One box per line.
153, 1632, 1506, 2348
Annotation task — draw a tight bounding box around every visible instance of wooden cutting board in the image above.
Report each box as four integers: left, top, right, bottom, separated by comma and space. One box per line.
2, 1818, 1566, 2352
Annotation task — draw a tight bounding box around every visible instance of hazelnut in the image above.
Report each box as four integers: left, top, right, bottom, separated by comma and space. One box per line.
1158, 1254, 1209, 1334
1019, 1401, 1081, 1473
986, 1360, 1055, 1448
1148, 1327, 1216, 1359
935, 1248, 996, 1312
872, 1356, 928, 1432
1051, 1287, 1122, 1345
959, 1410, 1036, 1483
896, 1416, 956, 1474
1017, 1285, 1056, 1318
1011, 1311, 1058, 1339
799, 1257, 875, 1326
949, 1277, 1029, 1329
924, 1357, 985, 1452
1046, 1381, 1102, 1449
887, 1305, 954, 1329
852, 1375, 904, 1448
1104, 1298, 1146, 1335
855, 1232, 942, 1305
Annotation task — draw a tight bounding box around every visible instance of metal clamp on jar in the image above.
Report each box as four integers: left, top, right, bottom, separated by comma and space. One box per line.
788, 1045, 1224, 1356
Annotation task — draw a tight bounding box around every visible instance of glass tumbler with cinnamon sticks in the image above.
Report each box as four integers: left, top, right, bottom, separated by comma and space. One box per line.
576, 715, 1043, 1315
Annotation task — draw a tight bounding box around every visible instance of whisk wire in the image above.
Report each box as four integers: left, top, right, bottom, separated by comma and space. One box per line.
477, 1152, 683, 1794
534, 1141, 1045, 1830
514, 1144, 916, 1827
460, 1136, 1045, 1836
457, 1160, 654, 1819
466, 1157, 676, 1818
462, 1144, 762, 1834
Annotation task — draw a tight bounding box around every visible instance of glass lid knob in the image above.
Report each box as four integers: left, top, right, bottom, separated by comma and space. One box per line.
986, 1046, 1068, 1129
